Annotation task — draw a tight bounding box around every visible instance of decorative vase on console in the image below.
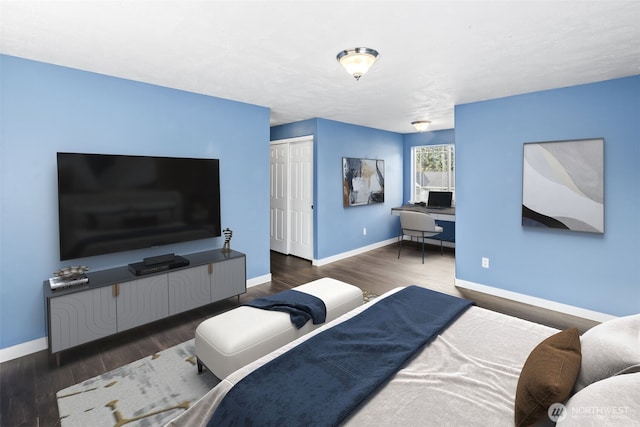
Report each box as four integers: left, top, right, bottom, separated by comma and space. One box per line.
221, 228, 233, 253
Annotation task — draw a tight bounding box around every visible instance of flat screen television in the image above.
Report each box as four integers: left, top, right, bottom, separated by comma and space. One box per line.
427, 191, 453, 208
57, 152, 221, 261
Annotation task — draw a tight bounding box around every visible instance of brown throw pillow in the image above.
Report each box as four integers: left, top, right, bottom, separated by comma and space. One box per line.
514, 328, 582, 426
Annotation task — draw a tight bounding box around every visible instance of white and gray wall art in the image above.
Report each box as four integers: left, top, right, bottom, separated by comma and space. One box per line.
522, 138, 604, 234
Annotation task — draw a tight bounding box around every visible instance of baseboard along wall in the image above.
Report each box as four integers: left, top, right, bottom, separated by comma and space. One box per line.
313, 238, 398, 267
455, 279, 616, 332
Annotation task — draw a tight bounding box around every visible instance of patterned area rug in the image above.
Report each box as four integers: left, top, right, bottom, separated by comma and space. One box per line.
362, 289, 379, 304
56, 339, 219, 427
57, 290, 378, 427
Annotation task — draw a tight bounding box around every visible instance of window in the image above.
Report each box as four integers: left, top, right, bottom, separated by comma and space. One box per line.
412, 144, 455, 204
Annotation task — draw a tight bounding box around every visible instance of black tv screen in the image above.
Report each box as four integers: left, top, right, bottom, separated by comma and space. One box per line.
57, 153, 221, 261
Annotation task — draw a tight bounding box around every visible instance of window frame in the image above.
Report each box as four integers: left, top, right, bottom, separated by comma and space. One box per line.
411, 144, 455, 204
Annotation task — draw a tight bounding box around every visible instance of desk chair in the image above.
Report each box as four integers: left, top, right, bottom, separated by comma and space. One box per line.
398, 211, 444, 263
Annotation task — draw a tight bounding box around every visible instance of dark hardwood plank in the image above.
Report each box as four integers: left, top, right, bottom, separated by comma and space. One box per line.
0, 245, 454, 427
1, 355, 38, 427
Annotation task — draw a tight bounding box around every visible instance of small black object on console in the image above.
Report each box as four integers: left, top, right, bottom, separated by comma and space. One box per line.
143, 253, 179, 266
128, 253, 190, 276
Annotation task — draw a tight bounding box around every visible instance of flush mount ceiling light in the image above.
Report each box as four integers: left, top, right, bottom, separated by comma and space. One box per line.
411, 120, 431, 132
336, 47, 379, 81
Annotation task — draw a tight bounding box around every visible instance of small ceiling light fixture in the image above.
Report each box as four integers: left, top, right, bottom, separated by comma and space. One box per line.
411, 120, 431, 132
336, 47, 379, 80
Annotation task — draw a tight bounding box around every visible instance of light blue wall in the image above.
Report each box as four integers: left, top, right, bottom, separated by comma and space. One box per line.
3, 54, 636, 353
455, 76, 640, 316
0, 55, 271, 349
402, 129, 456, 203
271, 119, 317, 141
271, 119, 404, 260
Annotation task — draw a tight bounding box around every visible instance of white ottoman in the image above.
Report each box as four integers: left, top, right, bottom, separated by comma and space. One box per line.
195, 277, 363, 379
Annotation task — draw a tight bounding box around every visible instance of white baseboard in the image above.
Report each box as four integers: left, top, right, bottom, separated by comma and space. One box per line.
455, 279, 616, 323
0, 337, 48, 364
247, 273, 271, 288
419, 237, 455, 249
312, 238, 397, 267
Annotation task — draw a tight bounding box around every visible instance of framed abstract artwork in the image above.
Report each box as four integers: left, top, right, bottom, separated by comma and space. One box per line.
522, 138, 604, 234
342, 157, 385, 207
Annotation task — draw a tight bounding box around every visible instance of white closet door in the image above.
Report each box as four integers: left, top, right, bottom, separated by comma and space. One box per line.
288, 140, 313, 260
270, 143, 289, 254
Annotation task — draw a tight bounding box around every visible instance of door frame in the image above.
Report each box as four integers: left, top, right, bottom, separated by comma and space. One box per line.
269, 135, 314, 260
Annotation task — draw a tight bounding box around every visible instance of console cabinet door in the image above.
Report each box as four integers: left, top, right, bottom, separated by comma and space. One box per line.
116, 275, 168, 332
211, 256, 246, 302
168, 266, 211, 315
49, 286, 117, 353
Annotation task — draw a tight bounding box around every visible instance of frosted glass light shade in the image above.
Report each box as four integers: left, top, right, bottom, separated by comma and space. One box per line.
337, 47, 379, 80
411, 120, 431, 132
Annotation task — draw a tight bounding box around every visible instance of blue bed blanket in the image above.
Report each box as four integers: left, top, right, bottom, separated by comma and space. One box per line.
208, 286, 473, 427
243, 289, 327, 329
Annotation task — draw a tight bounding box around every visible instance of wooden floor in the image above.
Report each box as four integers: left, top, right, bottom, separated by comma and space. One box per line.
0, 243, 456, 427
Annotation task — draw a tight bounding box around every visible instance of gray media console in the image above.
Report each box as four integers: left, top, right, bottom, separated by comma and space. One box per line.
43, 249, 246, 365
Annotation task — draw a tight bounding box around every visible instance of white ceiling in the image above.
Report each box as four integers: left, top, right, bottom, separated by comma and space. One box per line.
2, 1, 639, 133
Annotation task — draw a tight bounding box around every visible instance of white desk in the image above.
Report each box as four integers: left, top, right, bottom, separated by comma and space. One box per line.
391, 205, 455, 221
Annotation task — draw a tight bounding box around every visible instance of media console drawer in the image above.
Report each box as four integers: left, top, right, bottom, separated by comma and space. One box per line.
44, 249, 246, 365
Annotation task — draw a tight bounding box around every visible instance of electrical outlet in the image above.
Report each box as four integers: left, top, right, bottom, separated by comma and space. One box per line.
482, 257, 490, 268
363, 227, 367, 236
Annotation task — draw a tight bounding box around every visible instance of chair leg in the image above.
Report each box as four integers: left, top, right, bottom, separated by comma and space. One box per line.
440, 239, 443, 255
421, 234, 425, 264
397, 233, 403, 259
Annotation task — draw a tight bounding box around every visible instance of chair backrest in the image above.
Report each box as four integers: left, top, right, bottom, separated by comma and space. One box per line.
399, 211, 437, 232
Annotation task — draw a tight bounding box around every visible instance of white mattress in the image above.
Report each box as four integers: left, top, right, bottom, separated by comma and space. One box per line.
167, 287, 558, 426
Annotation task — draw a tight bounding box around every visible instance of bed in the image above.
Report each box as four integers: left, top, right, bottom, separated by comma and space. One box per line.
167, 286, 640, 427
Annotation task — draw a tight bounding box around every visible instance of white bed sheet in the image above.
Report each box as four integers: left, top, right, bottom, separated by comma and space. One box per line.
167, 288, 558, 427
